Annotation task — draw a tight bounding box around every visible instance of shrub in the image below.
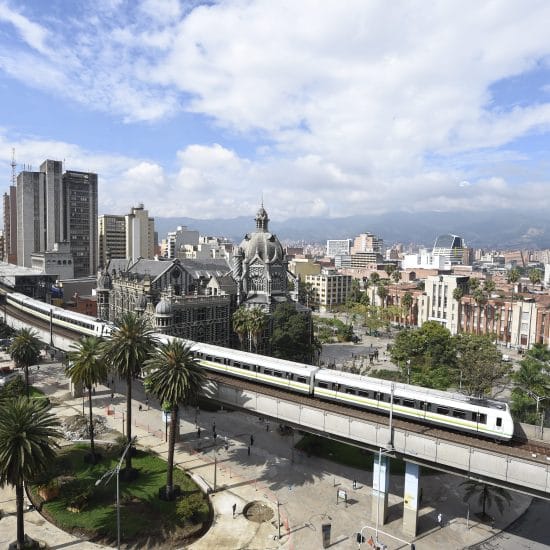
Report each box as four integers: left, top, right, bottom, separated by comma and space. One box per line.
176, 492, 209, 524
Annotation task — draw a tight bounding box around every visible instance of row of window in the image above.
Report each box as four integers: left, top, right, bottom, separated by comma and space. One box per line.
315, 382, 493, 425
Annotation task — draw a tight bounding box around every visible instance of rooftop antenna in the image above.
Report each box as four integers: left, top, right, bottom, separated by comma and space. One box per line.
10, 148, 16, 185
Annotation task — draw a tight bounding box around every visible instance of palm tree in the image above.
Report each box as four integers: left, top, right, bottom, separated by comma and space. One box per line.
0, 397, 61, 549
461, 479, 512, 519
248, 307, 269, 352
472, 288, 487, 334
66, 336, 108, 462
9, 328, 42, 397
369, 272, 380, 285
529, 268, 542, 290
483, 279, 496, 294
232, 307, 250, 350
401, 292, 413, 326
102, 312, 157, 476
377, 284, 388, 308
507, 267, 521, 301
391, 269, 402, 284
144, 339, 204, 500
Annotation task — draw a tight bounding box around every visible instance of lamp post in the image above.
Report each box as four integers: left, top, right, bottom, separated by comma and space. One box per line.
525, 390, 549, 438
388, 383, 395, 448
406, 359, 411, 384
95, 436, 136, 550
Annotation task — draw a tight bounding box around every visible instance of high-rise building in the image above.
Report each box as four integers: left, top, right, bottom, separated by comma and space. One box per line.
125, 204, 155, 261
351, 232, 383, 254
432, 234, 464, 266
3, 185, 17, 264
166, 225, 199, 259
98, 214, 126, 267
326, 239, 351, 257
63, 170, 98, 277
16, 160, 98, 277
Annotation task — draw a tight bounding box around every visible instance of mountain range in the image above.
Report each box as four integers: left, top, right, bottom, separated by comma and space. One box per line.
154, 209, 550, 250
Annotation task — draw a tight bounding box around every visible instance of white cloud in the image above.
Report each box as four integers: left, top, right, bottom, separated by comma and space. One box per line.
2, 2, 550, 221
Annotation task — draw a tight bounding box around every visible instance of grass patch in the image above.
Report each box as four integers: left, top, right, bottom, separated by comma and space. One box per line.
30, 443, 210, 546
29, 386, 45, 398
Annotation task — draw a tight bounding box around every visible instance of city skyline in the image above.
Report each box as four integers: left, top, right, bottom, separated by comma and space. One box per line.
1, 1, 550, 222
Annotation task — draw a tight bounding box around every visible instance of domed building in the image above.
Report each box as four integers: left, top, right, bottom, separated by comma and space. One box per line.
232, 204, 291, 311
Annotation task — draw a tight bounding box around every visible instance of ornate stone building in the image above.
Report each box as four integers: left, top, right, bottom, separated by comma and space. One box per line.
97, 257, 232, 345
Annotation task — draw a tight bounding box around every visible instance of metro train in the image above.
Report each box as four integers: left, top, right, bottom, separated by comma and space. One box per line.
6, 291, 112, 338
5, 290, 514, 440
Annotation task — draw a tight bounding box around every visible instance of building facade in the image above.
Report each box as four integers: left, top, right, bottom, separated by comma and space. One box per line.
63, 170, 98, 277
432, 234, 465, 266
305, 270, 352, 312
31, 241, 74, 280
126, 204, 155, 261
3, 185, 17, 264
98, 214, 126, 267
326, 239, 352, 257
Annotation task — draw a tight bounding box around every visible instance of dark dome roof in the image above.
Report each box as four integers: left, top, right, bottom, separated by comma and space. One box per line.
240, 231, 284, 264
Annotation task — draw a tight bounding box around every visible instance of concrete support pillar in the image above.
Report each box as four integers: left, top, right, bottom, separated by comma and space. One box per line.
403, 461, 420, 537
371, 452, 390, 525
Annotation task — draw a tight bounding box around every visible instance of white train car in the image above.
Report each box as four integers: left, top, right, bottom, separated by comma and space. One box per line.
6, 292, 111, 338
313, 369, 514, 441
155, 334, 318, 395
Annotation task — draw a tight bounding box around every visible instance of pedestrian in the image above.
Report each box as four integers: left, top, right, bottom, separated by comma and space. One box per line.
247, 445, 250, 456
213, 431, 217, 441
139, 404, 142, 411
437, 512, 442, 527
145, 397, 149, 410
232, 503, 237, 518
224, 436, 229, 451
110, 392, 114, 400
353, 479, 357, 490
212, 422, 216, 433
266, 422, 269, 431
197, 427, 201, 438
250, 434, 254, 446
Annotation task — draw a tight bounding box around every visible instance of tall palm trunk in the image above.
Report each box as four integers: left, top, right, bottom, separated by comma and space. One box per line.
24, 365, 30, 398
15, 480, 25, 548
125, 370, 133, 471
166, 404, 179, 498
88, 385, 96, 458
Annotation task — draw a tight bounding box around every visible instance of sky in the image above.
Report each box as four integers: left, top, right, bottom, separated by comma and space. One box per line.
1, 0, 550, 223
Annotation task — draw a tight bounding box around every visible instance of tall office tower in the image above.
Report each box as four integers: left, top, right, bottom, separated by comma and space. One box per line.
3, 185, 17, 264
126, 204, 155, 261
351, 232, 383, 254
63, 170, 98, 278
98, 214, 126, 266
41, 159, 65, 248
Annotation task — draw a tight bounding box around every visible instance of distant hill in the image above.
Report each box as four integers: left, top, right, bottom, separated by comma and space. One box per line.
154, 209, 550, 249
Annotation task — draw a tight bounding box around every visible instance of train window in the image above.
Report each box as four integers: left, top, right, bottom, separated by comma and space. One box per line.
273, 371, 283, 378
478, 414, 487, 424
452, 410, 466, 419
233, 362, 241, 368
436, 407, 449, 415
240, 364, 249, 370
496, 417, 502, 427
318, 382, 328, 389
393, 396, 400, 404
426, 403, 432, 411
297, 376, 307, 384
403, 399, 415, 408
345, 388, 356, 395
206, 356, 212, 361
264, 369, 273, 376
358, 391, 369, 398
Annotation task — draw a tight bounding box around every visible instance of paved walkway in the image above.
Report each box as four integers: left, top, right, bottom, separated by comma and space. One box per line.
0, 360, 533, 549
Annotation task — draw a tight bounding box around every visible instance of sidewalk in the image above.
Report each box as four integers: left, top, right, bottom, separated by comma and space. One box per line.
0, 361, 532, 549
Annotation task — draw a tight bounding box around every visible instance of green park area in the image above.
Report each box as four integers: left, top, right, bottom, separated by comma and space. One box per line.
29, 443, 211, 547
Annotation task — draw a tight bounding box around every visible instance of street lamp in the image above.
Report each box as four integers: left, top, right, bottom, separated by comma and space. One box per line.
525, 389, 549, 438
95, 436, 136, 550
387, 383, 395, 448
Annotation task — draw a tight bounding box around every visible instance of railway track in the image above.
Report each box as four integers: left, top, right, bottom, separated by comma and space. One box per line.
5, 294, 550, 466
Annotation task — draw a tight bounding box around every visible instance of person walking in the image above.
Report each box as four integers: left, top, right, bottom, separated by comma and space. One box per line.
437, 512, 442, 528
232, 503, 237, 518
250, 434, 254, 446
197, 427, 201, 438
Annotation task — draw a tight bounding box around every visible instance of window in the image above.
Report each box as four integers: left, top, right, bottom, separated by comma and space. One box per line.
452, 410, 466, 419
318, 382, 328, 389
263, 369, 272, 376
273, 371, 283, 378
402, 399, 415, 408
436, 407, 449, 415
478, 414, 487, 424
297, 376, 306, 384
345, 388, 356, 395
496, 417, 502, 427
358, 391, 369, 398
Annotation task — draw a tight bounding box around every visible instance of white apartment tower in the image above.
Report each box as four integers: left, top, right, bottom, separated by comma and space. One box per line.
126, 204, 155, 261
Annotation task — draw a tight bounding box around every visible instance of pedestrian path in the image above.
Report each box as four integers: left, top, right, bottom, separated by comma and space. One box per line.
0, 361, 533, 549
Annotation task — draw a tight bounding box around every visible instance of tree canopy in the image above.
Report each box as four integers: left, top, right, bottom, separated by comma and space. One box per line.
270, 303, 315, 363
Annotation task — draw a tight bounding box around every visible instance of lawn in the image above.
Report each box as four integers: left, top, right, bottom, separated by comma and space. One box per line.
30, 443, 210, 547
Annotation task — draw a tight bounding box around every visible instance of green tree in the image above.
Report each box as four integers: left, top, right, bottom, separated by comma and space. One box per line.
454, 334, 509, 397
529, 268, 542, 289
346, 279, 362, 304
390, 322, 456, 389
472, 288, 487, 334
453, 287, 464, 302
248, 307, 269, 352
483, 279, 496, 294
369, 272, 380, 285
271, 303, 314, 362
507, 267, 521, 301
9, 328, 42, 398
468, 277, 480, 292
391, 269, 402, 284
145, 339, 204, 500
461, 480, 512, 519
383, 264, 395, 277
401, 292, 413, 326
102, 312, 157, 476
511, 349, 550, 423
232, 307, 250, 350
66, 336, 108, 462
377, 284, 388, 307
0, 397, 61, 548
